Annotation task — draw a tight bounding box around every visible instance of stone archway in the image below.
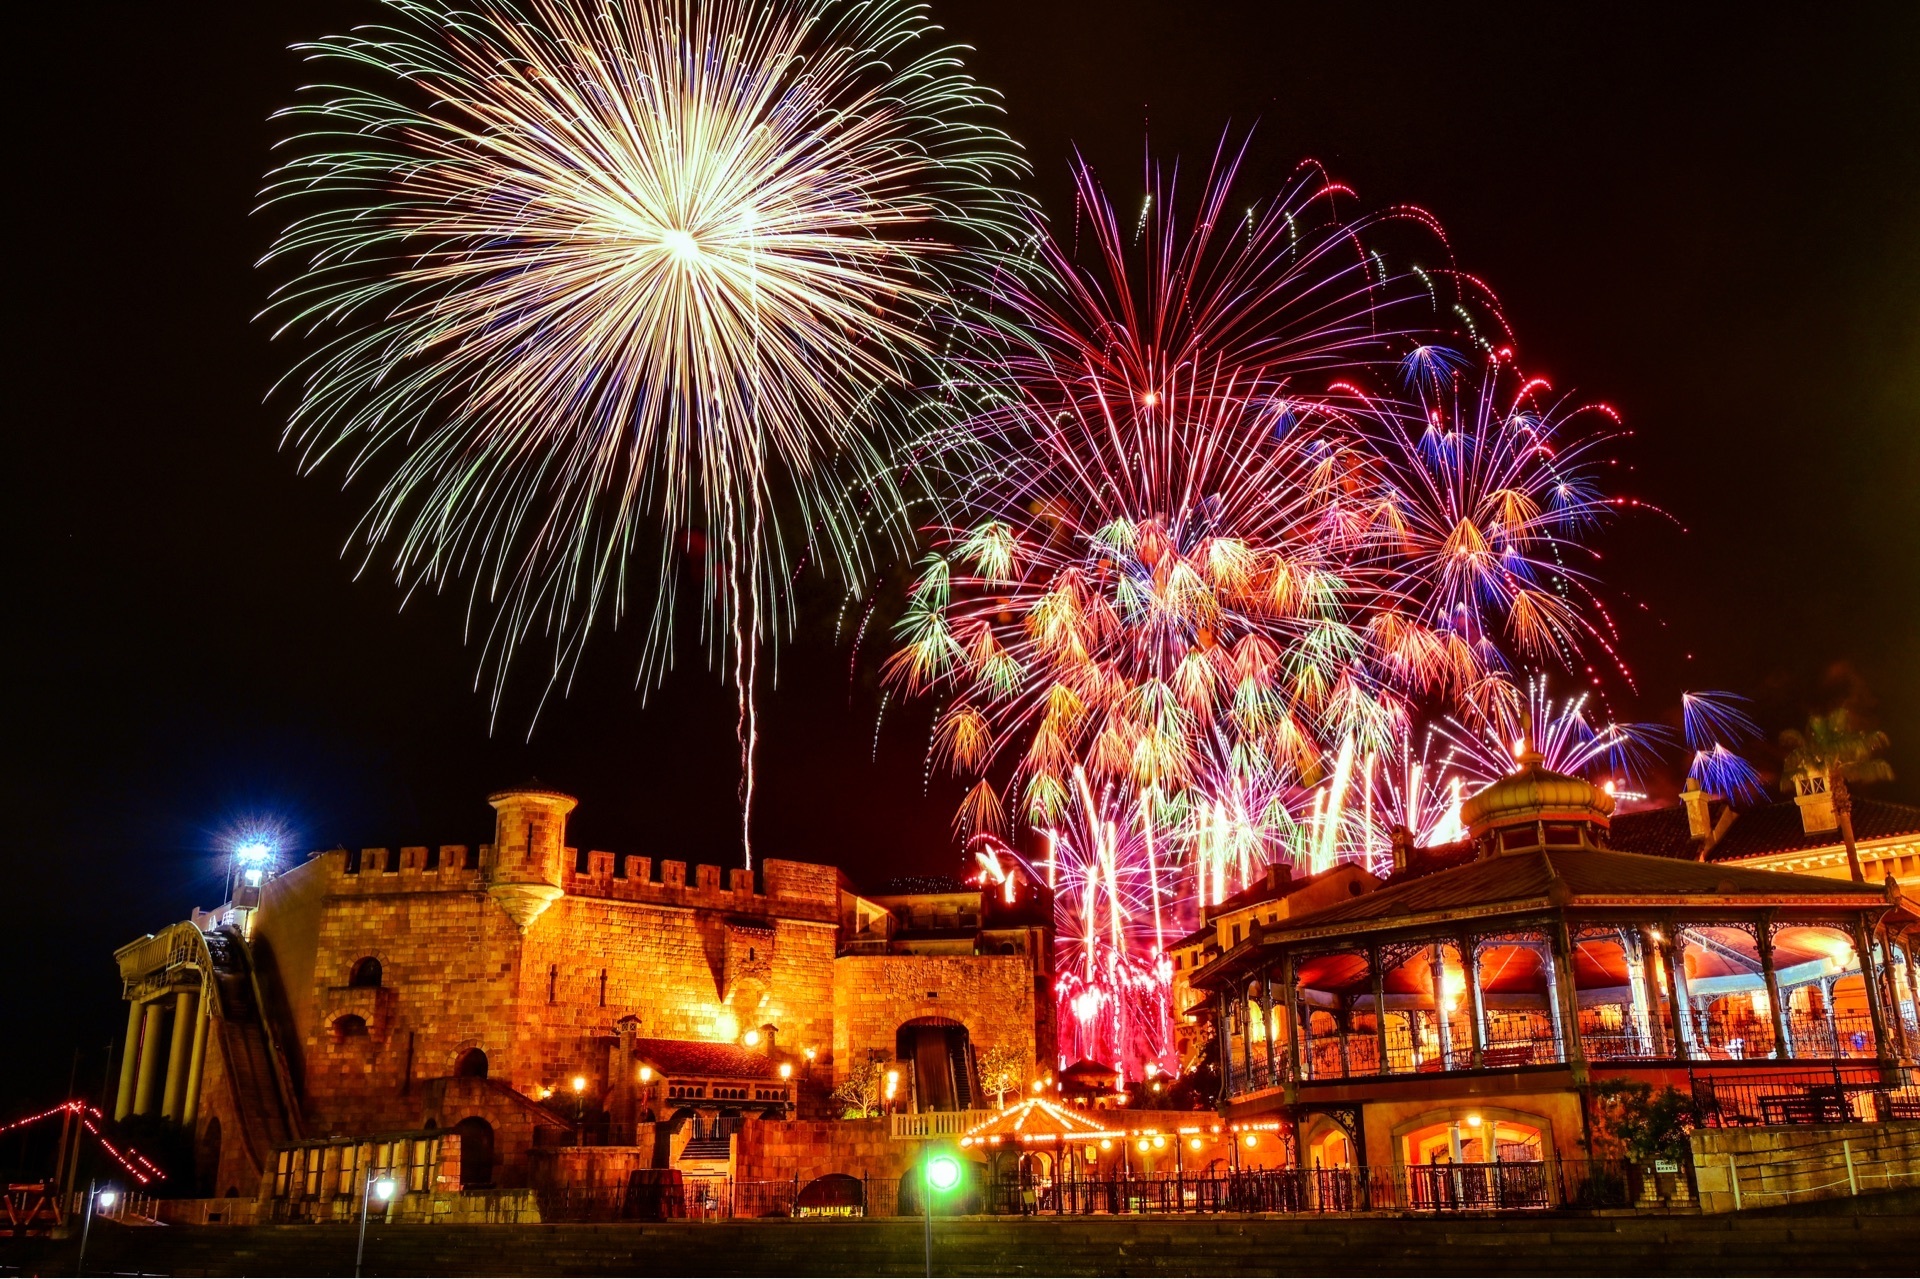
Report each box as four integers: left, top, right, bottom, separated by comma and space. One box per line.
895, 1017, 979, 1111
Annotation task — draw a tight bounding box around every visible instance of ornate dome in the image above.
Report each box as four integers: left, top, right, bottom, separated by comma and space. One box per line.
1459, 746, 1616, 838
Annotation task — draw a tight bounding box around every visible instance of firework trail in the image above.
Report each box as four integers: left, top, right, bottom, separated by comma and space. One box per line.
262, 0, 1025, 865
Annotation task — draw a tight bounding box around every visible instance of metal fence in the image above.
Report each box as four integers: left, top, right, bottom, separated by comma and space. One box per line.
1690, 1065, 1920, 1128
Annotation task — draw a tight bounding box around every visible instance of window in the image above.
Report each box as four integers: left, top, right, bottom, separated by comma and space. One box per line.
348, 957, 382, 988
332, 1014, 368, 1039
454, 1048, 488, 1079
548, 964, 558, 1004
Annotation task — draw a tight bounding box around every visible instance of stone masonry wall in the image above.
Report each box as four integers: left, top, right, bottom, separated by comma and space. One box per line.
1691, 1122, 1920, 1213
832, 954, 1039, 1087
288, 848, 845, 1138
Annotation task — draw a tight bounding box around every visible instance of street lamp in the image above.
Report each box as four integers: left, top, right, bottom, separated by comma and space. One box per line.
76, 1181, 116, 1275
922, 1148, 962, 1278
354, 1171, 397, 1278
573, 1075, 588, 1146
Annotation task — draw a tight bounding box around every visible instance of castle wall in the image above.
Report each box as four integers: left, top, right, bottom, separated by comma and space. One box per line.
832, 954, 1039, 1085
289, 847, 848, 1135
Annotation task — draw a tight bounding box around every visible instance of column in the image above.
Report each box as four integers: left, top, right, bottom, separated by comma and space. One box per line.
1622, 929, 1652, 1055
1852, 918, 1892, 1062
1904, 935, 1920, 1039
1215, 1000, 1235, 1098
1538, 941, 1567, 1064
1369, 944, 1390, 1075
1429, 945, 1454, 1069
1241, 995, 1257, 1087
114, 1000, 144, 1121
1661, 932, 1691, 1061
182, 985, 212, 1123
1462, 934, 1485, 1070
1822, 977, 1841, 1056
1549, 923, 1586, 1081
1755, 920, 1791, 1060
1259, 971, 1278, 1088
1335, 998, 1352, 1078
161, 989, 197, 1120
1876, 927, 1912, 1060
133, 1000, 167, 1116
1281, 953, 1302, 1104
1636, 927, 1668, 1057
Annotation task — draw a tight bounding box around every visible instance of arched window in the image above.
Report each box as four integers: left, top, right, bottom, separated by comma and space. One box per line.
348, 957, 383, 988
454, 1048, 489, 1079
332, 1014, 368, 1039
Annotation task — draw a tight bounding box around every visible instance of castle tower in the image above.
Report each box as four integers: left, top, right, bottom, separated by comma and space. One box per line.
486, 786, 577, 932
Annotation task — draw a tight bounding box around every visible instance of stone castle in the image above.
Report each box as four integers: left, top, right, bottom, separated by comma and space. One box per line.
112, 787, 1054, 1198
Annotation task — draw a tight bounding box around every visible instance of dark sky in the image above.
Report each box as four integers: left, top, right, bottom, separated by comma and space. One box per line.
9, 3, 1916, 1107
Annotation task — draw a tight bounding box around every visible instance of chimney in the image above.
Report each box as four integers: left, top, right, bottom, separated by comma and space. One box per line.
1265, 861, 1292, 893
1390, 825, 1415, 875
1792, 770, 1838, 834
1680, 778, 1713, 840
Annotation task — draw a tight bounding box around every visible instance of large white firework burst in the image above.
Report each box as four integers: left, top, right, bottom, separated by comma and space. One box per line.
262, 0, 1025, 861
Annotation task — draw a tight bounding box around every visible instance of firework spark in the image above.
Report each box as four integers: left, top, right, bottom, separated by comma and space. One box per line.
263, 0, 1025, 864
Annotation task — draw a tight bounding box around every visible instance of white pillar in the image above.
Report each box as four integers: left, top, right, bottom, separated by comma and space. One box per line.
161, 989, 197, 1121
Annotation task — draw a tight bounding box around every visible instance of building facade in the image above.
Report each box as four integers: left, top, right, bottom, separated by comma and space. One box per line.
1189, 750, 1920, 1204
110, 787, 1051, 1198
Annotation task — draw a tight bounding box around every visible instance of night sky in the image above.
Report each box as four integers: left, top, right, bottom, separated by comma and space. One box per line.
9, 3, 1916, 1108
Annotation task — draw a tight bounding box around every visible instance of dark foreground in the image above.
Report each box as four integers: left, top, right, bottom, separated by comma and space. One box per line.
8, 1195, 1917, 1277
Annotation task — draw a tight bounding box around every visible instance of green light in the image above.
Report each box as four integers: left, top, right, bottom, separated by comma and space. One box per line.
926, 1154, 962, 1193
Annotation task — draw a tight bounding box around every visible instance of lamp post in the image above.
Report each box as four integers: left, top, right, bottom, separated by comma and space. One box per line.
922, 1147, 961, 1278
76, 1181, 116, 1276
572, 1074, 587, 1146
354, 1171, 397, 1278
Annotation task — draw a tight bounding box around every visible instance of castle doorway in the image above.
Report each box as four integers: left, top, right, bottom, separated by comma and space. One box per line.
453, 1116, 494, 1188
454, 1048, 488, 1079
895, 1017, 979, 1111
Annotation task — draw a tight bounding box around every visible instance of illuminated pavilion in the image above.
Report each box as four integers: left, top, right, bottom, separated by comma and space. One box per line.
1188, 745, 1919, 1197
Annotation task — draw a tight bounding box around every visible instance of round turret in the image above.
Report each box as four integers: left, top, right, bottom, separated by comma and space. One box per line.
486, 785, 578, 931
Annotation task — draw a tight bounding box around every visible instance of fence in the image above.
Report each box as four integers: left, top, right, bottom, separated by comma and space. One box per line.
891, 1110, 994, 1140
979, 1160, 1634, 1216
1690, 1065, 1920, 1128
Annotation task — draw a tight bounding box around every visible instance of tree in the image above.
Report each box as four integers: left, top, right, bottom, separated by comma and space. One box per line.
1780, 709, 1895, 883
1592, 1080, 1693, 1167
976, 1044, 1026, 1109
832, 1060, 889, 1119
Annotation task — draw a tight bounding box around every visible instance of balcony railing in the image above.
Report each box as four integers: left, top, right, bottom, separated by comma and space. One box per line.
890, 1109, 995, 1140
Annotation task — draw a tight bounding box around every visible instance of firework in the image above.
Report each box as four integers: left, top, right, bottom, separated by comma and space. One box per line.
892, 145, 1640, 1079
1681, 690, 1767, 803
891, 147, 1483, 846
1429, 674, 1669, 795
263, 0, 1025, 864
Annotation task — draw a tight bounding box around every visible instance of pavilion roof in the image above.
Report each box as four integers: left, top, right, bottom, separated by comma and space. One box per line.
1190, 847, 1896, 986
958, 1098, 1116, 1145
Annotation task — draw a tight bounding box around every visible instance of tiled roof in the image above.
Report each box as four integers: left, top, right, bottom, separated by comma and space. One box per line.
1609, 797, 1920, 863
1170, 923, 1216, 952
1271, 848, 1885, 935
630, 1038, 776, 1080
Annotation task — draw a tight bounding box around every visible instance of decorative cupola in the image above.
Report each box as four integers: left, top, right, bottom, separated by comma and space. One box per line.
1458, 740, 1615, 857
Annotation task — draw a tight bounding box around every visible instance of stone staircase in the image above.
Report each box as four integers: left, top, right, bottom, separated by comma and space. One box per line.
26, 1192, 1919, 1277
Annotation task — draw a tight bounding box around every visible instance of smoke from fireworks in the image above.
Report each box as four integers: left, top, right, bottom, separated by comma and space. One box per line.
263, 0, 1024, 864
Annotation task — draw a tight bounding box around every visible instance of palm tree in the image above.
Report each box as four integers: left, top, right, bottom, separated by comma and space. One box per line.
1779, 709, 1895, 883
